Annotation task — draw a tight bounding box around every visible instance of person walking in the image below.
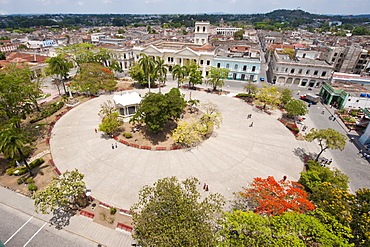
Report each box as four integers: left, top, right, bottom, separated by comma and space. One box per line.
203, 183, 206, 190
112, 144, 114, 149
205, 185, 209, 191
95, 128, 97, 133
115, 143, 117, 149
249, 122, 254, 127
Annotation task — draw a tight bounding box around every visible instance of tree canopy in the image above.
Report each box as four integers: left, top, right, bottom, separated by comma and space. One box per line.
131, 177, 225, 247
284, 98, 308, 117
130, 88, 186, 133
304, 128, 347, 161
236, 176, 315, 216
219, 209, 353, 247
205, 67, 230, 91
32, 169, 87, 214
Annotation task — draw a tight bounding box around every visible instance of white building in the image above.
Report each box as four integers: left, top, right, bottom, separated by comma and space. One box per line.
194, 21, 210, 45
113, 92, 142, 117
268, 50, 334, 87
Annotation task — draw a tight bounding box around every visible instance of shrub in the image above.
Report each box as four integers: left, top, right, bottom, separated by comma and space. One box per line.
6, 167, 16, 175
342, 116, 350, 121
123, 132, 133, 138
29, 158, 44, 169
110, 207, 117, 215
28, 183, 37, 191
349, 117, 356, 123
337, 109, 347, 114
26, 178, 34, 184
14, 167, 28, 176
17, 177, 25, 184
350, 111, 358, 117
236, 93, 249, 97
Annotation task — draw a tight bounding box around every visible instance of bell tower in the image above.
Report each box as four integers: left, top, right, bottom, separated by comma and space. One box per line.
194, 21, 210, 45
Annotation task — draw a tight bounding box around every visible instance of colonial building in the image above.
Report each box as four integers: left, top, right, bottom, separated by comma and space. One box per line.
268, 50, 333, 87
194, 21, 210, 45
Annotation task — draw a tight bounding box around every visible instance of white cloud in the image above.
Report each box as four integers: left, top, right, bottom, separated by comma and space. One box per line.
76, 1, 84, 5
0, 0, 10, 4
102, 0, 112, 3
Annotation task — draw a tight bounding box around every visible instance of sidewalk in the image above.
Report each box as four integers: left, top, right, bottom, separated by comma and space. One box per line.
0, 186, 133, 247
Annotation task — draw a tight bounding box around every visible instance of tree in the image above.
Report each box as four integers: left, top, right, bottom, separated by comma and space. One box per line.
0, 122, 33, 175
198, 102, 222, 134
0, 51, 5, 60
236, 176, 315, 216
187, 64, 203, 87
128, 63, 145, 85
131, 177, 225, 247
350, 188, 370, 246
98, 99, 118, 119
219, 209, 353, 247
45, 54, 72, 94
284, 98, 308, 117
72, 63, 117, 94
233, 29, 244, 40
154, 57, 168, 92
244, 82, 257, 96
304, 128, 347, 161
298, 160, 349, 193
32, 169, 87, 214
98, 112, 121, 135
138, 53, 156, 91
256, 84, 281, 108
130, 88, 186, 133
172, 119, 202, 146
280, 88, 292, 105
206, 67, 230, 91
171, 64, 187, 88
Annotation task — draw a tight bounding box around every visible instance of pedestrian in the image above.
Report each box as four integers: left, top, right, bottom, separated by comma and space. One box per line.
328, 159, 332, 165
329, 116, 332, 120
333, 116, 336, 121
203, 183, 206, 190
112, 144, 114, 149
283, 175, 287, 181
94, 128, 97, 133
205, 185, 209, 191
115, 142, 117, 149
359, 149, 363, 155
321, 110, 325, 115
249, 122, 254, 127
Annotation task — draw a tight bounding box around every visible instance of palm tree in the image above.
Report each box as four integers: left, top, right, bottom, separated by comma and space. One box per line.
45, 55, 72, 95
138, 53, 156, 92
155, 58, 168, 93
172, 64, 187, 88
0, 122, 33, 176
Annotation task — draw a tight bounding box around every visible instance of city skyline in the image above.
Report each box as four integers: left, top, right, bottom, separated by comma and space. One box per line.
0, 0, 369, 16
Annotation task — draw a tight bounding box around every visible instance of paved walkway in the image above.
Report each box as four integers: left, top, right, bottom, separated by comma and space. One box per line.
50, 86, 322, 210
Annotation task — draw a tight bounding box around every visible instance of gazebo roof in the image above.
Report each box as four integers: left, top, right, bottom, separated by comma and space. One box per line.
113, 92, 142, 107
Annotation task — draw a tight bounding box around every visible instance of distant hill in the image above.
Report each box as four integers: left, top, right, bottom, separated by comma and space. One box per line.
264, 9, 326, 19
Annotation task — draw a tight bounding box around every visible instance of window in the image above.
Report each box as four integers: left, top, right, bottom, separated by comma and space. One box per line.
306, 70, 310, 74
200, 60, 204, 65
334, 53, 338, 56
203, 26, 206, 32
313, 70, 318, 76
321, 71, 327, 77
298, 69, 302, 74
217, 63, 221, 68
290, 69, 295, 73
302, 53, 306, 58
285, 68, 288, 72
243, 65, 247, 71
197, 26, 199, 32
205, 71, 209, 76
226, 64, 230, 69
124, 54, 126, 59
234, 64, 238, 70
207, 60, 210, 65
168, 57, 171, 62
332, 58, 335, 62
252, 66, 256, 72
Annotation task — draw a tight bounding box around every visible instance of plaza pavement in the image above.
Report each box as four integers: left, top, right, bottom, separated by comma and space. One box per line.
50, 86, 326, 210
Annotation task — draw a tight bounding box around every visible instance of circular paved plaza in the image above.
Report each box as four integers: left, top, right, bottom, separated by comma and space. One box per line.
50, 87, 307, 209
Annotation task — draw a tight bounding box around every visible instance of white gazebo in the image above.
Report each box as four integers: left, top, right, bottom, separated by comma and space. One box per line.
113, 92, 142, 117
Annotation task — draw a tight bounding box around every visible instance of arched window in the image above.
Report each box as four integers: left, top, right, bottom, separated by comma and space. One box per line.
234, 64, 238, 70
203, 26, 206, 32
226, 64, 230, 69
243, 65, 247, 71
197, 26, 199, 32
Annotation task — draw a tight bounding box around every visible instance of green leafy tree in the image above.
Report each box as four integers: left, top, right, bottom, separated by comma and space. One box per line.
72, 63, 116, 94
0, 122, 33, 175
187, 64, 203, 87
284, 98, 308, 117
0, 51, 5, 60
131, 177, 225, 247
98, 99, 118, 119
128, 63, 145, 84
350, 188, 370, 246
138, 53, 156, 91
0, 65, 38, 123
257, 84, 282, 108
304, 128, 347, 161
233, 29, 244, 40
171, 64, 187, 88
219, 209, 353, 247
280, 88, 292, 105
130, 88, 186, 133
98, 112, 121, 135
45, 54, 72, 94
198, 102, 222, 134
206, 67, 230, 91
32, 169, 87, 214
154, 57, 168, 92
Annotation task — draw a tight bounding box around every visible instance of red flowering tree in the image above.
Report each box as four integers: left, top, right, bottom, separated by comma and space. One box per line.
238, 176, 315, 216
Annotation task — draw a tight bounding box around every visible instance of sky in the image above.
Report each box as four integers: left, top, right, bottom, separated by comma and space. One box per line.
0, 0, 369, 16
